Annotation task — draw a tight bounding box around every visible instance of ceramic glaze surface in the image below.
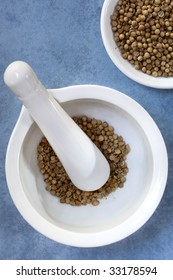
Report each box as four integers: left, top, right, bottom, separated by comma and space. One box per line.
0, 0, 173, 259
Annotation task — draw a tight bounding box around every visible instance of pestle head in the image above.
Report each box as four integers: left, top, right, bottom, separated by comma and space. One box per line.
4, 61, 40, 100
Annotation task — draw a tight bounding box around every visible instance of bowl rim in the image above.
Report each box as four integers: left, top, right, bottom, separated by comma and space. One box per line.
100, 0, 173, 89
5, 84, 168, 247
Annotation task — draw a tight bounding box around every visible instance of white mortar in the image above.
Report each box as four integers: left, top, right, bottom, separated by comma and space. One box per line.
5, 85, 168, 247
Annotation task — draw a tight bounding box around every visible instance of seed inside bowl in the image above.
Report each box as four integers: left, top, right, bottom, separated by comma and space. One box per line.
111, 0, 173, 77
37, 116, 130, 206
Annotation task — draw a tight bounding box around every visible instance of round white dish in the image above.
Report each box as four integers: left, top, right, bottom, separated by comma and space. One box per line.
100, 0, 173, 89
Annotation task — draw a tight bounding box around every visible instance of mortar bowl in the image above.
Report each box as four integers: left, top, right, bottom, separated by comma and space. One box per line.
5, 85, 168, 247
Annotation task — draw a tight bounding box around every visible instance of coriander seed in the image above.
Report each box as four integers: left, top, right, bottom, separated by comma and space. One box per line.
37, 116, 130, 206
111, 0, 173, 77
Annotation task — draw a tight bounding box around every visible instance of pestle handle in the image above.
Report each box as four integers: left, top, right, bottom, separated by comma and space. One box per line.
4, 61, 110, 191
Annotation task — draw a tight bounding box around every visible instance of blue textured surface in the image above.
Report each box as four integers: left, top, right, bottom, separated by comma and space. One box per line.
0, 0, 173, 260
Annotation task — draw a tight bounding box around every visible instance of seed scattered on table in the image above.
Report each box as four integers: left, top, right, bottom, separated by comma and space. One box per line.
37, 116, 130, 206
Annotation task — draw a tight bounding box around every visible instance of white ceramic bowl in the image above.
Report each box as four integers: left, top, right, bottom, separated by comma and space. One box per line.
6, 85, 168, 247
100, 0, 173, 89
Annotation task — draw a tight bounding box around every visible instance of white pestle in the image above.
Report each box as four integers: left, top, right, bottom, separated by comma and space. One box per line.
4, 61, 110, 191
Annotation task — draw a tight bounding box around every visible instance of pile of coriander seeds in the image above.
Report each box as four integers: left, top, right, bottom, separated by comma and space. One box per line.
111, 0, 173, 77
37, 116, 130, 206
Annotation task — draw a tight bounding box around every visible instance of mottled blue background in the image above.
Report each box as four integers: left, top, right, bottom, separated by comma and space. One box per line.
0, 0, 173, 260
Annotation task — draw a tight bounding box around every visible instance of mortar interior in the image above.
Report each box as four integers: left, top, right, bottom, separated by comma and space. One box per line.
19, 98, 153, 233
